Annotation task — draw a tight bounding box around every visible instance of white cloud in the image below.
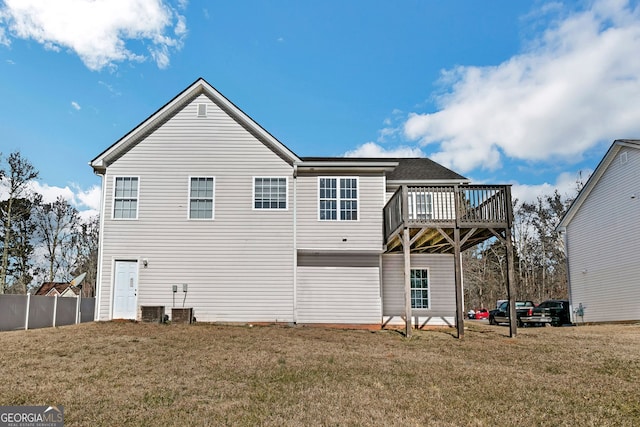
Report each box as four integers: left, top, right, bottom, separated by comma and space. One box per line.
71, 101, 81, 110
98, 80, 121, 97
404, 0, 640, 174
511, 170, 589, 204
0, 0, 187, 71
344, 142, 424, 158
0, 18, 7, 46
24, 181, 101, 219
75, 185, 102, 213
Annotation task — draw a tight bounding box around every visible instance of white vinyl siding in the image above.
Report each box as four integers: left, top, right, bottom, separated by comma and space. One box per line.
297, 266, 381, 324
382, 253, 455, 326
318, 177, 358, 221
113, 177, 139, 219
565, 146, 640, 323
96, 94, 294, 322
297, 173, 385, 251
189, 177, 214, 219
254, 177, 287, 210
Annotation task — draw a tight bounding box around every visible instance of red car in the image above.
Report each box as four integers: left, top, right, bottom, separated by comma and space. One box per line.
474, 308, 489, 320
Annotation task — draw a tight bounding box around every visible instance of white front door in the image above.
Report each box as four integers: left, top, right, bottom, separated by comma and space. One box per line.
113, 261, 138, 319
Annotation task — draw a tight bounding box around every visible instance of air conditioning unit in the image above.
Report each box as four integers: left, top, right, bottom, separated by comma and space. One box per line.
140, 306, 165, 323
171, 307, 194, 324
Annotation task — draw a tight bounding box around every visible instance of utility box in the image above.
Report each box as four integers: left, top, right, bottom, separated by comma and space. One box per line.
140, 306, 165, 323
171, 307, 193, 324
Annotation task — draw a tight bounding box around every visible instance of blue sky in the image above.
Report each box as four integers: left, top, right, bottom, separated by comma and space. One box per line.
1, 0, 640, 215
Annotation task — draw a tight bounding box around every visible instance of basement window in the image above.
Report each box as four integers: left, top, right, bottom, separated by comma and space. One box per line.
411, 269, 430, 309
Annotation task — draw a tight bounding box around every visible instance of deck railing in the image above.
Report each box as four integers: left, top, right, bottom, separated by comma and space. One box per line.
383, 184, 512, 241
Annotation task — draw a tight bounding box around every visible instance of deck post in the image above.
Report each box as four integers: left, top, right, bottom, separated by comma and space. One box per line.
505, 186, 517, 337
506, 230, 517, 337
401, 186, 413, 338
453, 185, 464, 339
454, 227, 464, 339
403, 227, 412, 338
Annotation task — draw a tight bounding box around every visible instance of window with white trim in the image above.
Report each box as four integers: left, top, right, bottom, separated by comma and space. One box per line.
113, 177, 138, 219
189, 177, 214, 219
319, 177, 358, 221
408, 191, 433, 220
254, 177, 287, 209
411, 269, 430, 309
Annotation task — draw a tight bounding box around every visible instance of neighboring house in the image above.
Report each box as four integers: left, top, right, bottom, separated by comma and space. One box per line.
90, 78, 513, 331
34, 282, 79, 297
558, 139, 640, 323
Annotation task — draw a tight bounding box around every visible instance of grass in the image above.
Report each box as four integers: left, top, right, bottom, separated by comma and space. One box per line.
1, 321, 639, 426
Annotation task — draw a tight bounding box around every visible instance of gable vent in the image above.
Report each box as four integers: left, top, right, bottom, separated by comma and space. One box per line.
620, 151, 628, 165
197, 103, 207, 117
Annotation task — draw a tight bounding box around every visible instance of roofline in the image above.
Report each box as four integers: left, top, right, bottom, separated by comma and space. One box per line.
558, 139, 640, 229
386, 178, 471, 185
298, 159, 398, 169
91, 77, 301, 172
301, 156, 413, 161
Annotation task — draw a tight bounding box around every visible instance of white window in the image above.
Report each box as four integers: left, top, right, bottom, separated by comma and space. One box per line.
408, 191, 433, 220
189, 177, 214, 219
113, 177, 139, 219
254, 177, 287, 209
318, 177, 358, 221
411, 269, 430, 309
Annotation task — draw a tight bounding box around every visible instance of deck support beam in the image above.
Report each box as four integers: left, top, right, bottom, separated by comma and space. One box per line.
505, 227, 517, 338
403, 227, 412, 338
402, 186, 413, 338
453, 227, 464, 339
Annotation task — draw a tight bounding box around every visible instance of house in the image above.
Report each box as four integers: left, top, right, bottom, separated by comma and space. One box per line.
34, 282, 79, 297
557, 139, 640, 323
90, 78, 514, 334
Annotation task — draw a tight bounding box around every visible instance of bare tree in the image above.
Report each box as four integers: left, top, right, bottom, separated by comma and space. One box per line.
0, 195, 42, 294
71, 215, 99, 297
34, 196, 80, 282
0, 152, 39, 294
464, 189, 574, 309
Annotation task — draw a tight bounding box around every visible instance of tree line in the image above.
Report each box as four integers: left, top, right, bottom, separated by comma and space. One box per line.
0, 151, 98, 297
463, 187, 581, 310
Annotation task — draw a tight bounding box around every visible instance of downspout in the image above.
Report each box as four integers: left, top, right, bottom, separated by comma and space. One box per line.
94, 170, 107, 321
292, 163, 298, 324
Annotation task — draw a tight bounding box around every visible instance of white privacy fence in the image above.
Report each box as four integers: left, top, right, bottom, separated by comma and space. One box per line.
0, 294, 95, 332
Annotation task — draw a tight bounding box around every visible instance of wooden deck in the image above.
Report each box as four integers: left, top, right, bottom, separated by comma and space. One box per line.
383, 184, 516, 339
383, 184, 513, 253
